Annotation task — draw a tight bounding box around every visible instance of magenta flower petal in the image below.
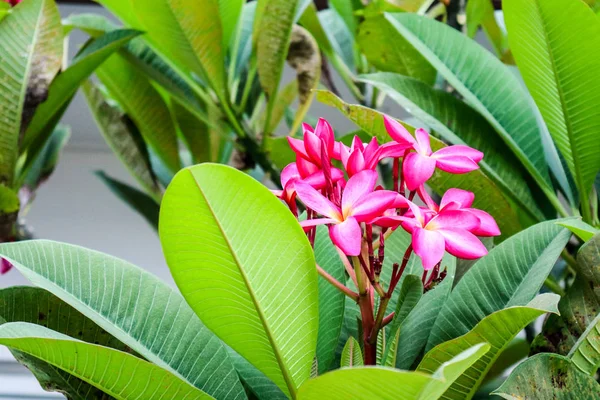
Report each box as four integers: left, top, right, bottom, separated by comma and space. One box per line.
383, 115, 415, 145
435, 145, 484, 163
346, 149, 366, 176
332, 142, 343, 160
429, 210, 480, 231
438, 228, 488, 259
351, 191, 399, 222
403, 152, 436, 190
302, 168, 345, 190
288, 137, 309, 159
281, 163, 300, 187
342, 170, 378, 213
435, 155, 480, 174
377, 142, 411, 161
300, 218, 337, 230
351, 136, 365, 152
373, 214, 414, 229
329, 217, 362, 256
440, 188, 474, 210
315, 118, 335, 155
295, 182, 342, 220
468, 209, 501, 236
305, 130, 323, 164
414, 128, 432, 155
364, 137, 379, 161
412, 227, 445, 270
302, 122, 314, 134
0, 258, 13, 275
296, 156, 319, 177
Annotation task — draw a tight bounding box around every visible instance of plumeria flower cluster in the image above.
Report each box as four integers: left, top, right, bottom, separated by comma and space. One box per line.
274, 116, 499, 285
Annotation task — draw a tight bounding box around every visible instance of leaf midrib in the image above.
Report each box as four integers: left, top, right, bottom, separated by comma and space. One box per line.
188, 169, 297, 398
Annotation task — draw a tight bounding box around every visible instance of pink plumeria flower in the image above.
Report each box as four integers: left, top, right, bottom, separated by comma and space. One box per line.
435, 189, 500, 237
0, 258, 12, 275
340, 136, 408, 177
272, 162, 344, 213
400, 201, 488, 270
288, 118, 342, 176
383, 116, 483, 190
4, 0, 21, 6
295, 170, 404, 256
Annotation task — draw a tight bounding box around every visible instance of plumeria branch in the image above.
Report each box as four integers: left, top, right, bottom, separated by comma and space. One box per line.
316, 264, 358, 301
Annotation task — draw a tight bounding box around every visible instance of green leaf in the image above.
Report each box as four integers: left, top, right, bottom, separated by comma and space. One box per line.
257, 0, 299, 133
357, 15, 435, 85
0, 286, 134, 399
82, 81, 160, 199
315, 89, 521, 240
219, 0, 244, 49
385, 13, 554, 196
504, 0, 600, 210
23, 125, 69, 192
0, 322, 212, 400
340, 337, 363, 367
94, 54, 180, 174
493, 354, 600, 399
95, 171, 160, 230
382, 275, 422, 364
532, 234, 600, 375
428, 220, 571, 350
259, 81, 298, 134
314, 225, 346, 373
172, 100, 213, 164
329, 0, 358, 37
159, 163, 319, 398
359, 72, 544, 223
227, 348, 287, 400
465, 0, 506, 58
319, 8, 355, 72
482, 338, 529, 385
0, 240, 246, 400
557, 219, 599, 242
0, 0, 62, 186
127, 0, 228, 105
20, 29, 140, 183
298, 367, 436, 400
418, 294, 560, 400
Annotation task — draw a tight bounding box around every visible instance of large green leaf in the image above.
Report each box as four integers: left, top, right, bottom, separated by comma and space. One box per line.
94, 54, 180, 174
359, 72, 544, 223
172, 100, 213, 164
465, 0, 507, 59
128, 0, 228, 104
494, 354, 600, 399
82, 81, 160, 198
20, 29, 140, 182
0, 240, 246, 400
219, 0, 244, 49
23, 125, 69, 195
557, 219, 599, 242
357, 14, 435, 85
316, 90, 521, 240
0, 322, 211, 400
385, 13, 554, 198
428, 220, 571, 350
0, 0, 62, 186
418, 294, 560, 400
504, 0, 600, 212
299, 344, 489, 400
0, 286, 133, 399
313, 225, 346, 374
227, 348, 287, 400
256, 0, 299, 133
159, 163, 319, 398
533, 234, 600, 375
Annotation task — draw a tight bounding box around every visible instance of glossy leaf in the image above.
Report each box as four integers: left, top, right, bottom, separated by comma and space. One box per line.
418, 294, 560, 400
357, 14, 435, 85
428, 220, 571, 350
227, 348, 288, 400
316, 89, 521, 240
359, 72, 544, 223
385, 12, 554, 195
0, 322, 211, 400
533, 234, 600, 375
340, 337, 363, 367
0, 0, 62, 185
20, 29, 140, 181
494, 354, 600, 399
0, 286, 133, 399
0, 240, 246, 399
504, 0, 600, 206
159, 164, 319, 397
314, 225, 346, 373
557, 219, 599, 242
94, 54, 180, 174
382, 275, 422, 364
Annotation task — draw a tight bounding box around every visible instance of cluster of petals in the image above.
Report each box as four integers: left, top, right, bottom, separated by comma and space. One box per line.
275, 115, 499, 270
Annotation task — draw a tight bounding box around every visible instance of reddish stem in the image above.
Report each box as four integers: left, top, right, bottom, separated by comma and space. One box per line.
317, 264, 358, 301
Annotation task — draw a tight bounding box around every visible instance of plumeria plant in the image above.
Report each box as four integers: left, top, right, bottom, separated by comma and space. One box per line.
275, 116, 499, 363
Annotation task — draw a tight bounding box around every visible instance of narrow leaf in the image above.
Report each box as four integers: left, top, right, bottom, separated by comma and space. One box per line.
341, 337, 363, 367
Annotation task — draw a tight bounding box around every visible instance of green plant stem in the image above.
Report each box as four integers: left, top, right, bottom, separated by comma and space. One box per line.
317, 264, 358, 301
544, 186, 570, 218
370, 296, 390, 346
561, 249, 578, 275
543, 275, 565, 297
